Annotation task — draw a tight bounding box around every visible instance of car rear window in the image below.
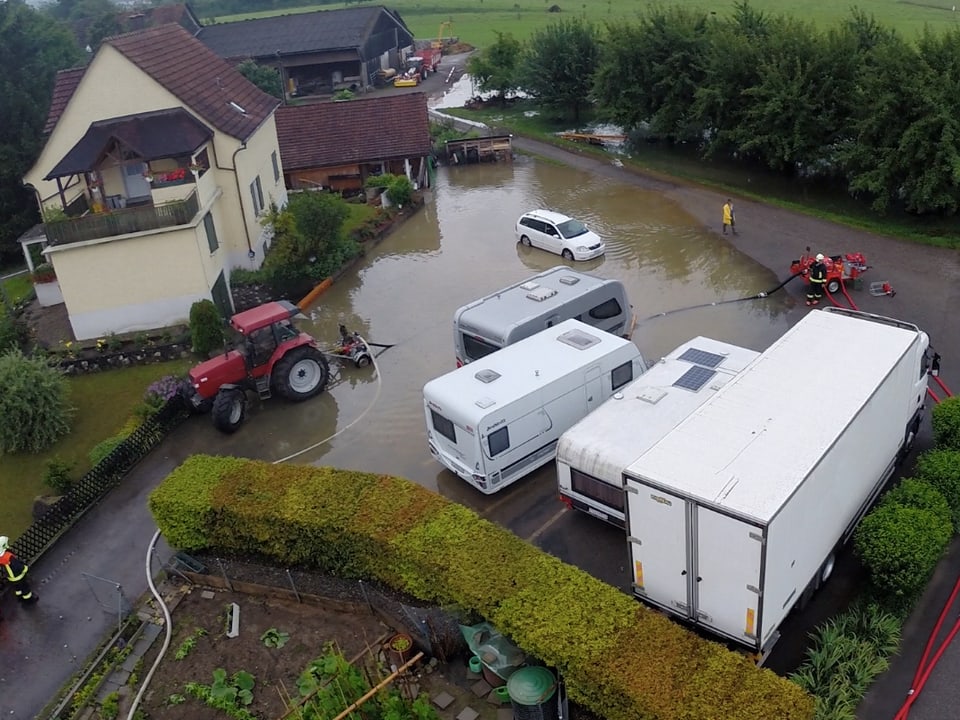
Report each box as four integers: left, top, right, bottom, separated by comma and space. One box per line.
557, 219, 588, 238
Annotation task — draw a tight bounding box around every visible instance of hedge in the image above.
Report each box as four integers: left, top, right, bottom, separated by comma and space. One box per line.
913, 450, 960, 531
150, 456, 813, 720
932, 396, 960, 450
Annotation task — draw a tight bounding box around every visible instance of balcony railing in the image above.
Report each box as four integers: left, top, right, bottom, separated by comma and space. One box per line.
45, 190, 200, 246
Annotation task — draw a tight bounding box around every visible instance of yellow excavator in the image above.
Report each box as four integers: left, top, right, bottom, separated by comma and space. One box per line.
432, 20, 453, 50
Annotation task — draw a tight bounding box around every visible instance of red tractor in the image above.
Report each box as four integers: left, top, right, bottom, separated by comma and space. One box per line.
185, 301, 330, 434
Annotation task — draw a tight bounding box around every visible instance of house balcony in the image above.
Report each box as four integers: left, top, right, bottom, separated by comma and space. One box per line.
44, 188, 200, 246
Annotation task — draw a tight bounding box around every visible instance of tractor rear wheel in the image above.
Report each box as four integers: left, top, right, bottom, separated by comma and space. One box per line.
274, 346, 329, 401
212, 388, 246, 434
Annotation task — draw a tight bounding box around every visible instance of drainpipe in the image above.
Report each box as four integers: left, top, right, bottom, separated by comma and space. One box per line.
215, 140, 255, 260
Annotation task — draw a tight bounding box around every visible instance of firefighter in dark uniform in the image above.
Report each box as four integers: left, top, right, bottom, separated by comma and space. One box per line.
806, 253, 827, 306
0, 536, 38, 604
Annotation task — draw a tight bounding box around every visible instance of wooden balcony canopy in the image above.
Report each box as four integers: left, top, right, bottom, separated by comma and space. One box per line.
44, 108, 213, 179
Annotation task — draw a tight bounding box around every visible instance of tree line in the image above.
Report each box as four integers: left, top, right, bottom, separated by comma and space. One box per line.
469, 2, 960, 217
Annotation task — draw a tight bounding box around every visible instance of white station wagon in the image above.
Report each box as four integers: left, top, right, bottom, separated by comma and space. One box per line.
515, 209, 606, 261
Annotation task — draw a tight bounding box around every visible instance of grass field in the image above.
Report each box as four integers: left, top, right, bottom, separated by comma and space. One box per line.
0, 359, 192, 539
210, 0, 960, 46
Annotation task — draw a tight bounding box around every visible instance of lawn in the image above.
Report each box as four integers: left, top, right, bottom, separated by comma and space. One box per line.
343, 200, 377, 235
208, 0, 960, 46
1, 271, 33, 306
0, 359, 192, 539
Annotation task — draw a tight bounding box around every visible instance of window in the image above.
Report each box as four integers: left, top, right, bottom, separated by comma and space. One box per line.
488, 426, 510, 456
462, 334, 499, 362
203, 213, 219, 253
570, 468, 624, 512
430, 409, 456, 443
556, 218, 588, 238
250, 176, 264, 215
271, 151, 280, 183
611, 360, 633, 391
588, 297, 623, 320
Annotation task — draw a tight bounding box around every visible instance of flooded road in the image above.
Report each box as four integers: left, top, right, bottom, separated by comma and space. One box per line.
191, 155, 810, 664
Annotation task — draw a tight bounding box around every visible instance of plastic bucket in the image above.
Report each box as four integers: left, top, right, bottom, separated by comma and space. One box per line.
469, 655, 483, 674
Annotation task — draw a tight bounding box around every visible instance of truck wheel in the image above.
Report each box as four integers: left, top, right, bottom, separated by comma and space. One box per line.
897, 416, 922, 465
826, 278, 841, 294
819, 553, 836, 585
212, 388, 246, 434
274, 346, 329, 401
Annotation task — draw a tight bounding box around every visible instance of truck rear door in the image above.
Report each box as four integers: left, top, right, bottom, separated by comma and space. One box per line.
625, 479, 692, 617
694, 507, 764, 646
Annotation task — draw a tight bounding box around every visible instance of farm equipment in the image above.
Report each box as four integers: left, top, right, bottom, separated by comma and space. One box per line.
394, 69, 422, 87
185, 301, 330, 434
325, 324, 373, 368
790, 248, 872, 295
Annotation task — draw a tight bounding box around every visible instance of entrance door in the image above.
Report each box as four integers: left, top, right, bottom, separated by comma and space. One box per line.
211, 272, 233, 317
584, 365, 602, 413
625, 480, 692, 617
123, 162, 151, 200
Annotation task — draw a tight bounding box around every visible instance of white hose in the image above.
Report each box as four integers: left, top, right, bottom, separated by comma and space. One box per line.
126, 336, 384, 718
126, 530, 172, 720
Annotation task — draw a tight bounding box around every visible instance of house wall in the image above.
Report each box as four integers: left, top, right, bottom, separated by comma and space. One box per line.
47, 223, 213, 340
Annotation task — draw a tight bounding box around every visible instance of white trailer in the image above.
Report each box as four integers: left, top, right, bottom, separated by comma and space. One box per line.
622, 308, 930, 657
425, 319, 645, 494
556, 337, 760, 528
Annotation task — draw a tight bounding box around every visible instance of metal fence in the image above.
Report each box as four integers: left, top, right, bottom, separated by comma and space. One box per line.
10, 396, 190, 564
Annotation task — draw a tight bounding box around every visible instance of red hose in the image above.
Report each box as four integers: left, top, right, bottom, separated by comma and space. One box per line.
839, 278, 859, 311
931, 375, 954, 398
893, 575, 960, 719
927, 387, 942, 403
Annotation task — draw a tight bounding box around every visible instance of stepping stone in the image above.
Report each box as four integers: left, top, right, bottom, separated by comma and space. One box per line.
455, 708, 480, 720
498, 709, 515, 720
470, 679, 492, 697
201, 590, 215, 599
466, 669, 482, 680
431, 692, 455, 710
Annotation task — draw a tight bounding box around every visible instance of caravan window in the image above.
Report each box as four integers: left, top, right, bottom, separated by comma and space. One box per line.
611, 360, 633, 391
488, 426, 510, 456
588, 297, 623, 320
430, 409, 457, 443
463, 334, 499, 361
571, 468, 624, 512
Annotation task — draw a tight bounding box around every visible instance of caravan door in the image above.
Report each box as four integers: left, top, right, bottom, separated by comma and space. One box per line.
584, 365, 603, 414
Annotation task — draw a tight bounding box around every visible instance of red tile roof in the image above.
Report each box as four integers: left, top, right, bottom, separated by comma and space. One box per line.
42, 25, 278, 142
275, 93, 432, 171
44, 67, 87, 136
107, 24, 278, 141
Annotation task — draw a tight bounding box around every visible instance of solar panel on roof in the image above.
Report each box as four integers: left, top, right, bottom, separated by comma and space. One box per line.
673, 366, 717, 392
677, 347, 727, 368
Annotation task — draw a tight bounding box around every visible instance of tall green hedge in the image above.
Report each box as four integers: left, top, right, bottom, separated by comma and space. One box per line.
914, 450, 960, 531
150, 456, 813, 720
932, 397, 960, 450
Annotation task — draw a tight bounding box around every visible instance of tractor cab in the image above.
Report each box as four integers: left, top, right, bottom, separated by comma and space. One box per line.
229, 301, 304, 370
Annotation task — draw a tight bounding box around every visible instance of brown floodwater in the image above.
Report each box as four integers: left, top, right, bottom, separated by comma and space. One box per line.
211, 157, 798, 505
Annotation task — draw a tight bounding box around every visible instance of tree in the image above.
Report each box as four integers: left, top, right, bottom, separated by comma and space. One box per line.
236, 59, 283, 99
0, 348, 74, 454
0, 1, 83, 263
467, 32, 522, 106
519, 18, 600, 122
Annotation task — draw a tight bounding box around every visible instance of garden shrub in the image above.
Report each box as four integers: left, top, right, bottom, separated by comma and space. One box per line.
385, 175, 414, 207
0, 349, 74, 454
88, 435, 127, 466
790, 603, 901, 720
0, 310, 28, 352
150, 456, 814, 720
45, 456, 75, 493
913, 449, 960, 531
932, 396, 960, 450
137, 375, 185, 420
879, 477, 952, 528
189, 300, 224, 357
854, 503, 951, 602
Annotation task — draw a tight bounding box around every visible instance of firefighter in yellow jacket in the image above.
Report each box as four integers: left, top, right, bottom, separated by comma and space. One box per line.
0, 536, 38, 604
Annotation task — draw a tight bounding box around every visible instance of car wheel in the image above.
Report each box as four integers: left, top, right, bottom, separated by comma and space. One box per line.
211, 388, 246, 434
520, 235, 532, 247
562, 249, 574, 260
274, 346, 329, 401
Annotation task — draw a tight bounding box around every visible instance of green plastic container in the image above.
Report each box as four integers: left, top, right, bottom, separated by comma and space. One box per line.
468, 655, 483, 674
506, 666, 558, 720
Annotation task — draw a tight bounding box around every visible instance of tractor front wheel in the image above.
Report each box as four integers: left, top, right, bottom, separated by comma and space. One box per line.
274, 346, 329, 401
212, 388, 246, 434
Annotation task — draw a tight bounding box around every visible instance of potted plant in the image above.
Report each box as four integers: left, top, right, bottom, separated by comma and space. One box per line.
32, 262, 64, 307
385, 632, 413, 667
31, 263, 57, 284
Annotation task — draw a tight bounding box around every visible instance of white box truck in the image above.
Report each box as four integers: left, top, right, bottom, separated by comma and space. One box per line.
622, 308, 931, 657
453, 266, 633, 366
425, 319, 645, 494
556, 337, 760, 528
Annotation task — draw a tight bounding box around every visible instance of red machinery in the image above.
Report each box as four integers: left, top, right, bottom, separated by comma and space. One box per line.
790, 250, 871, 295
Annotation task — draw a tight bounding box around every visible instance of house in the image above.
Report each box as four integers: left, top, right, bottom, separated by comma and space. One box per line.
22, 23, 285, 341
275, 93, 433, 194
197, 5, 415, 98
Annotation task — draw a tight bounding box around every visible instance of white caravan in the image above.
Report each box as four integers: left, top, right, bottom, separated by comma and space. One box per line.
453, 266, 633, 366
425, 319, 645, 494
622, 308, 931, 658
556, 337, 760, 528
